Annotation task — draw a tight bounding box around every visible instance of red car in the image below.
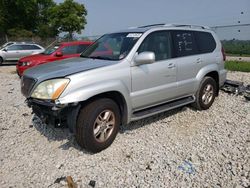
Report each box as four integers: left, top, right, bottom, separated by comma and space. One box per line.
16, 41, 93, 76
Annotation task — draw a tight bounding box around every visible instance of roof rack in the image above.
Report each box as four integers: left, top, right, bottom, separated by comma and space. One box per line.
172, 24, 211, 29
138, 23, 166, 28
137, 23, 210, 30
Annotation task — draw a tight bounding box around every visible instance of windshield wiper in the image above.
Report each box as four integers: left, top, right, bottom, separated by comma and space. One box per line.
81, 55, 113, 60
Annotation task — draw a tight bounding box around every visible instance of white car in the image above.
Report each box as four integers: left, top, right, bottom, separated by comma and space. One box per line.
0, 43, 44, 65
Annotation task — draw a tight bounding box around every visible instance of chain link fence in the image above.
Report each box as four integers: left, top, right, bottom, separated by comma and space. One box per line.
1, 24, 249, 54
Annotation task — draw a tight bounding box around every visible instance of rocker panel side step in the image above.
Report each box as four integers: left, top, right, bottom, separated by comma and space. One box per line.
131, 96, 195, 121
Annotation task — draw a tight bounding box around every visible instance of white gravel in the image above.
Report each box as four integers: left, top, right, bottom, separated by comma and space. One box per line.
0, 67, 249, 188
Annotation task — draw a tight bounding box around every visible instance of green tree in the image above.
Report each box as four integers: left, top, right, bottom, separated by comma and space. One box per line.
36, 0, 58, 38
0, 0, 57, 39
49, 0, 87, 40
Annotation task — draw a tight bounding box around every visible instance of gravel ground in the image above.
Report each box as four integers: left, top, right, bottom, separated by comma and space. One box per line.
0, 66, 249, 188
226, 56, 250, 62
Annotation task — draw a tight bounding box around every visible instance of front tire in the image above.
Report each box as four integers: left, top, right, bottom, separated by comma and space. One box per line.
76, 98, 121, 153
193, 77, 217, 110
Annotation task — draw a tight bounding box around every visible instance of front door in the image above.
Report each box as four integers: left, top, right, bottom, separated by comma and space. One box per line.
5, 44, 23, 60
131, 31, 177, 110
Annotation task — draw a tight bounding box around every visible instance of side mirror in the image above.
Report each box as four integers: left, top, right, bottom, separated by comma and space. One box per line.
55, 51, 63, 57
3, 48, 7, 52
134, 52, 155, 66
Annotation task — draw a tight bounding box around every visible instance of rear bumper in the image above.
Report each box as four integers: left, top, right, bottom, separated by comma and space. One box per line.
27, 98, 80, 132
219, 69, 227, 87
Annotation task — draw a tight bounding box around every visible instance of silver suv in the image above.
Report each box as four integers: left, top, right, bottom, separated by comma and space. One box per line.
21, 24, 227, 152
0, 43, 44, 65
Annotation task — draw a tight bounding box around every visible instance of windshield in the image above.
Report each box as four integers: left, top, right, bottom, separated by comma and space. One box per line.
81, 32, 142, 60
0, 42, 14, 49
42, 45, 60, 55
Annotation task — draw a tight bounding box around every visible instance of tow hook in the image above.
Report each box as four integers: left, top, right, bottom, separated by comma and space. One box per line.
221, 79, 250, 100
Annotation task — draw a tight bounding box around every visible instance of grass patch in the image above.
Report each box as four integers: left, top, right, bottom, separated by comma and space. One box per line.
225, 61, 250, 72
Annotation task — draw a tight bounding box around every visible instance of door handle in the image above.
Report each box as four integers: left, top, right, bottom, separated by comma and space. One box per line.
168, 63, 176, 68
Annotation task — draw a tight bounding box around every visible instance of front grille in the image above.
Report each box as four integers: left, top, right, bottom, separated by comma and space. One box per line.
21, 76, 36, 97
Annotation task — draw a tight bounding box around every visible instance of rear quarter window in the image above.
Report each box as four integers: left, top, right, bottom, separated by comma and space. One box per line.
194, 31, 216, 53
172, 30, 198, 57
30, 45, 42, 50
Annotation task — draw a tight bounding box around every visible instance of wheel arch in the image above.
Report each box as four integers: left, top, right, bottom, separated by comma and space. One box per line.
196, 64, 220, 96
80, 91, 128, 125
204, 71, 219, 95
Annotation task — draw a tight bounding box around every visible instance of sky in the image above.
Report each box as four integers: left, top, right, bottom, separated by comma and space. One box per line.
55, 0, 250, 40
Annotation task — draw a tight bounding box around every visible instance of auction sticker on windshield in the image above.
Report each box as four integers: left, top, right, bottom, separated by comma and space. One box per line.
126, 33, 142, 38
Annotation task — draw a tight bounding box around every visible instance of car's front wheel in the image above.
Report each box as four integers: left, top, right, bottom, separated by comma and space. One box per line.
193, 77, 217, 110
76, 98, 121, 153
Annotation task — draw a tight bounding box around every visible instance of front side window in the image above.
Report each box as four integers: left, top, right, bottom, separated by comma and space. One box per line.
42, 45, 60, 55
77, 44, 91, 53
7, 45, 22, 51
172, 30, 198, 57
138, 31, 172, 61
81, 32, 142, 60
61, 45, 78, 55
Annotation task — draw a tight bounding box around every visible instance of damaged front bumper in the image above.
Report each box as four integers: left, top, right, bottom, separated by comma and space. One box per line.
26, 98, 81, 133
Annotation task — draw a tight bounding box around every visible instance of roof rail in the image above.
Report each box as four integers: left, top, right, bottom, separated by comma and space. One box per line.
138, 23, 166, 28
136, 23, 210, 30
171, 24, 211, 29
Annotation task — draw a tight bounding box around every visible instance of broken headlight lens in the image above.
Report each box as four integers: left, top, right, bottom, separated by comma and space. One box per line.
31, 78, 70, 100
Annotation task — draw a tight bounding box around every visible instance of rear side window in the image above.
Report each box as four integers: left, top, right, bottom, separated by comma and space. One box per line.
21, 45, 42, 50
30, 45, 42, 50
77, 44, 90, 53
172, 30, 198, 57
194, 31, 216, 53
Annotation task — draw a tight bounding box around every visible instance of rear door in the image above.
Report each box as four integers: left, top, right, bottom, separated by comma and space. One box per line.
19, 45, 33, 58
131, 31, 177, 110
172, 30, 202, 96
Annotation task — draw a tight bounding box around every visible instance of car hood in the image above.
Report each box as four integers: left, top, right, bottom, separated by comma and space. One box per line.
24, 57, 117, 82
19, 54, 49, 62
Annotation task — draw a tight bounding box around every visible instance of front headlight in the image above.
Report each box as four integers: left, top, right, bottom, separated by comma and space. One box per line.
22, 62, 31, 66
31, 78, 70, 100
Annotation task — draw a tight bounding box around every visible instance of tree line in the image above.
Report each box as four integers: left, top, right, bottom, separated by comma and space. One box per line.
0, 0, 87, 40
222, 40, 250, 56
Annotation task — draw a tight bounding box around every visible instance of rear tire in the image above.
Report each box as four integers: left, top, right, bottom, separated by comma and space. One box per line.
193, 77, 217, 110
76, 98, 121, 153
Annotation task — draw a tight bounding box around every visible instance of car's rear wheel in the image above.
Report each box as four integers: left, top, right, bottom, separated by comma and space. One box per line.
0, 57, 3, 65
76, 98, 120, 153
193, 77, 217, 110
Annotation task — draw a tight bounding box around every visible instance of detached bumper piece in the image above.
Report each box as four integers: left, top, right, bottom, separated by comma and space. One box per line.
27, 98, 80, 133
221, 79, 250, 101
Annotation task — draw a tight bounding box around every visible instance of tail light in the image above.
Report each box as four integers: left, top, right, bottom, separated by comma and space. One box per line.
221, 47, 226, 61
